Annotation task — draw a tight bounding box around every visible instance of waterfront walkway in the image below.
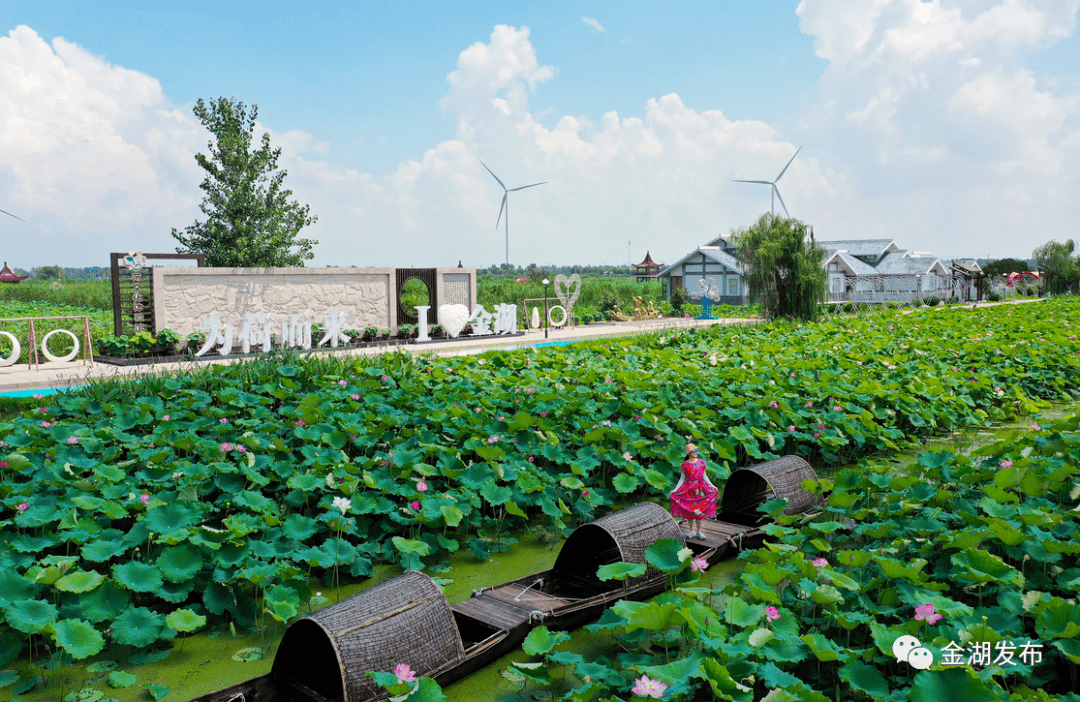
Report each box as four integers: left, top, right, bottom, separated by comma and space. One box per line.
0, 316, 758, 394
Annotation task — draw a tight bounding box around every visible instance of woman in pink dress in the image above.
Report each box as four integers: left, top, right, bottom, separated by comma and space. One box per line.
670, 443, 718, 538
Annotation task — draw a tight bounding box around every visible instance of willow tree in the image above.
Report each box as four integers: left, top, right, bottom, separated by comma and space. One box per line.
734, 214, 828, 321
1033, 239, 1078, 296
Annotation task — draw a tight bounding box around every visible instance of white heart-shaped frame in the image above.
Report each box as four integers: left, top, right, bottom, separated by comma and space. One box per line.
438, 304, 471, 338
554, 274, 581, 309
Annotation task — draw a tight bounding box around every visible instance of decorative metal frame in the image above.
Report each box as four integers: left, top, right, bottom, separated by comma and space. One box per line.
110, 252, 205, 336
0, 315, 94, 370
395, 268, 438, 326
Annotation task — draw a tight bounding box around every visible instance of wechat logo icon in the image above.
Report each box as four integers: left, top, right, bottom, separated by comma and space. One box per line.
894, 635, 934, 670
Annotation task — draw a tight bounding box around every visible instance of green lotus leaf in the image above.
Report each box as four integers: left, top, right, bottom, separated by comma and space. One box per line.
164, 609, 206, 634
0, 571, 36, 607
522, 626, 569, 656
112, 562, 164, 593
612, 473, 640, 493
108, 670, 137, 688
950, 548, 1023, 586
77, 581, 130, 623
439, 505, 464, 527
596, 562, 647, 581
82, 535, 128, 563
56, 570, 106, 594
203, 582, 234, 616
391, 536, 431, 556
63, 688, 104, 702
724, 596, 764, 629
158, 580, 197, 604
0, 669, 19, 688
910, 668, 995, 702
11, 533, 58, 553
144, 503, 200, 535
86, 661, 117, 673
156, 545, 202, 583
612, 600, 680, 633
644, 538, 685, 573
232, 647, 263, 662
262, 586, 300, 624
282, 514, 319, 541
479, 482, 512, 506
111, 607, 165, 647
3, 599, 58, 634
837, 660, 889, 699
127, 649, 170, 666
146, 684, 170, 700
749, 628, 774, 649
52, 619, 105, 660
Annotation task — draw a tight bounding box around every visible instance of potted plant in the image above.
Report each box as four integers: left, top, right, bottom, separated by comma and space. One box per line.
398, 323, 415, 339
431, 325, 444, 338
363, 326, 379, 343
155, 328, 184, 355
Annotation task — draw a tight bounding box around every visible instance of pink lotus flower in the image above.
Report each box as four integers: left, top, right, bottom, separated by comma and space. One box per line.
540, 411, 547, 417
41, 421, 52, 428
0, 461, 7, 468
806, 401, 814, 407
583, 490, 589, 497
352, 394, 360, 400
411, 500, 421, 511
17, 502, 28, 511
914, 603, 942, 624
528, 456, 535, 462
691, 557, 709, 574
487, 435, 498, 444
140, 494, 150, 505
475, 407, 482, 413
393, 663, 417, 684
812, 558, 828, 567
1000, 460, 1013, 468
788, 425, 795, 431
32, 393, 42, 399
236, 445, 246, 453
295, 420, 306, 426
221, 443, 234, 451
66, 436, 78, 444
1029, 424, 1041, 431
769, 401, 778, 408
219, 418, 228, 424
417, 480, 428, 493
631, 675, 668, 699
765, 605, 781, 622
814, 432, 820, 438
163, 414, 170, 421
635, 414, 642, 420
381, 375, 388, 381
834, 405, 842, 411
338, 379, 347, 387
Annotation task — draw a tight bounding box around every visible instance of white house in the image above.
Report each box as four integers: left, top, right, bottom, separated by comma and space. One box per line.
655, 235, 747, 304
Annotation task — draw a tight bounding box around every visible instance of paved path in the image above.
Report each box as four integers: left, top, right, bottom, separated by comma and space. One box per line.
0, 316, 759, 394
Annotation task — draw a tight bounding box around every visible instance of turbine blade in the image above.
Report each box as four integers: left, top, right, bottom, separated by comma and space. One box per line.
495, 193, 507, 230
479, 160, 507, 190
774, 185, 790, 218
731, 180, 773, 185
508, 181, 547, 192
0, 208, 24, 222
775, 146, 802, 182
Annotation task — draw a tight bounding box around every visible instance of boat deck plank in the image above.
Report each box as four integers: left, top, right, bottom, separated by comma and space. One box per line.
684, 518, 762, 552
451, 596, 530, 630
481, 582, 576, 613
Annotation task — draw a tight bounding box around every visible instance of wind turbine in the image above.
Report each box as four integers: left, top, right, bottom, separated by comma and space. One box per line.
479, 160, 546, 266
732, 146, 802, 217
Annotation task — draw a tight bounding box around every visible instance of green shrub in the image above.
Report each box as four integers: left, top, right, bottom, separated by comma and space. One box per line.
155, 328, 183, 346
363, 326, 379, 340
669, 286, 690, 312
987, 292, 1001, 302
96, 335, 131, 356
925, 296, 941, 307
398, 324, 415, 338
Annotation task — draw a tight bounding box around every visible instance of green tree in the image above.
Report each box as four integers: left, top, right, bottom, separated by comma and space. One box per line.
32, 265, 64, 280
172, 97, 317, 267
1033, 239, 1079, 296
734, 213, 827, 321
981, 257, 1030, 293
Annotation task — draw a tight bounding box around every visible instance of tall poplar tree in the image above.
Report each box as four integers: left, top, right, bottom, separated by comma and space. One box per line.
172, 97, 317, 267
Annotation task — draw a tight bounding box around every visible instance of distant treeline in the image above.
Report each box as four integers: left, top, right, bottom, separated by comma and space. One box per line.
12, 266, 110, 280
479, 263, 644, 278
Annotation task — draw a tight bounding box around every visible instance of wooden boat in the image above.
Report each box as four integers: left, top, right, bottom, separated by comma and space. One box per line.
685, 454, 825, 559
186, 457, 825, 702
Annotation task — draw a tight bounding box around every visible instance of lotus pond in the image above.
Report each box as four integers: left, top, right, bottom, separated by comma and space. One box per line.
2, 298, 1080, 700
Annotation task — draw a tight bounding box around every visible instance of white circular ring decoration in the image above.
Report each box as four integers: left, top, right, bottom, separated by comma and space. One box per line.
41, 329, 80, 363
0, 331, 21, 367
548, 305, 567, 328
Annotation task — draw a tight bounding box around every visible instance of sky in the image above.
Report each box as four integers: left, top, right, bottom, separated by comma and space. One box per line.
2, 0, 1079, 270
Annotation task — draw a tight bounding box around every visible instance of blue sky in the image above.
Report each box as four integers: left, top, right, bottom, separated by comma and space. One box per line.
2, 1, 1079, 269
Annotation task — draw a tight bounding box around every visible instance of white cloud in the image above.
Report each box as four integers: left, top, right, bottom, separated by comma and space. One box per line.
3, 7, 1079, 271
796, 0, 1080, 257
582, 16, 605, 33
